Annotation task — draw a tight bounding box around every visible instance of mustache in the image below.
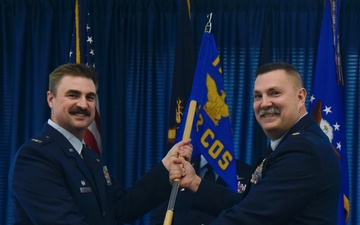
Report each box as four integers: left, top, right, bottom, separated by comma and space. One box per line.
70, 107, 91, 116
259, 107, 280, 116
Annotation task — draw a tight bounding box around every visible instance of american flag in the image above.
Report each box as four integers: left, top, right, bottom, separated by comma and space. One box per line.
69, 0, 102, 156
308, 0, 349, 223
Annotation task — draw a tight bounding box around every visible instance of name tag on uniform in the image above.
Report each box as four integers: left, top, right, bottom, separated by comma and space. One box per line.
80, 187, 92, 193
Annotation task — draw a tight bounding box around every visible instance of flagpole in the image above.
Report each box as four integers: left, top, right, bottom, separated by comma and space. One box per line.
163, 100, 197, 225
74, 0, 80, 64
163, 13, 214, 225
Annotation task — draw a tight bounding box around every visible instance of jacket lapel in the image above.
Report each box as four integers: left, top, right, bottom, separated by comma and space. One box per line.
42, 123, 105, 209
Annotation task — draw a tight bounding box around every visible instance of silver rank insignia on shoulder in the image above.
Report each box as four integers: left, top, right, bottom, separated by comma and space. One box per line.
103, 166, 112, 186
31, 138, 42, 143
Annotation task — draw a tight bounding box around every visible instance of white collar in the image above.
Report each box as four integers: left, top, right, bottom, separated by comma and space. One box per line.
270, 112, 308, 150
47, 119, 84, 155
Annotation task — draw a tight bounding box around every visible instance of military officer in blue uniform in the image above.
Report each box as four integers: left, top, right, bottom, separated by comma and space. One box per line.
9, 63, 193, 225
170, 62, 341, 225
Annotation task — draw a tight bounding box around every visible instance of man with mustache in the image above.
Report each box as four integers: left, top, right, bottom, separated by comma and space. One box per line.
9, 63, 193, 225
170, 62, 341, 225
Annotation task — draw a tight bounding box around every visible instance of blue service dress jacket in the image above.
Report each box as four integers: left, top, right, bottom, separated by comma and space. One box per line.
9, 123, 172, 225
150, 157, 253, 225
191, 114, 341, 225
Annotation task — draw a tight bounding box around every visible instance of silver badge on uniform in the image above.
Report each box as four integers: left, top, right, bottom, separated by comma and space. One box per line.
103, 166, 112, 186
80, 187, 92, 193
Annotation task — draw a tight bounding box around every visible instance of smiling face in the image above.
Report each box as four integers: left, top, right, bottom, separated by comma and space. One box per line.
253, 69, 307, 140
47, 75, 97, 140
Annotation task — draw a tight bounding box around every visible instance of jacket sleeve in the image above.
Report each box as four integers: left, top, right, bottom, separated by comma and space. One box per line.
195, 138, 333, 225
113, 162, 172, 222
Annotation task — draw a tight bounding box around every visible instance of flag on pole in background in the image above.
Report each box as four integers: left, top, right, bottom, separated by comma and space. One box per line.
69, 0, 102, 156
167, 0, 197, 145
308, 0, 349, 223
176, 31, 238, 193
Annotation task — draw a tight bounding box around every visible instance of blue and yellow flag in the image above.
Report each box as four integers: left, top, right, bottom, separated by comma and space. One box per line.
308, 0, 349, 223
177, 32, 237, 192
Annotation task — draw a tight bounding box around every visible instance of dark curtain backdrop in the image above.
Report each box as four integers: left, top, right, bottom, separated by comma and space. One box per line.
1, 0, 359, 225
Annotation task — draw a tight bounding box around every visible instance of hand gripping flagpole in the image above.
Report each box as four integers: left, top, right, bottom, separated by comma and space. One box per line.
163, 13, 212, 225
163, 100, 197, 225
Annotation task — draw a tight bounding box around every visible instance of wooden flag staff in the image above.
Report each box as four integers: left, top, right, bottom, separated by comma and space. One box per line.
163, 100, 197, 225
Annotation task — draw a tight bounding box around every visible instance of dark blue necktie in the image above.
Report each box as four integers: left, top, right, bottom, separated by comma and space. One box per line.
266, 143, 273, 157
81, 144, 94, 174
203, 164, 216, 183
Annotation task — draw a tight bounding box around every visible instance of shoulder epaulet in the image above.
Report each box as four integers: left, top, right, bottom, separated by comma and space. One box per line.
29, 134, 52, 146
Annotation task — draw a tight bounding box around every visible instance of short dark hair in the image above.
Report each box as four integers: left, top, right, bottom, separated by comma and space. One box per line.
49, 63, 98, 96
255, 62, 303, 88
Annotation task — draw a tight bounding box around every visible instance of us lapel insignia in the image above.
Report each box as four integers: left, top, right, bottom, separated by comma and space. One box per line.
103, 166, 112, 186
250, 158, 266, 184
292, 132, 300, 136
